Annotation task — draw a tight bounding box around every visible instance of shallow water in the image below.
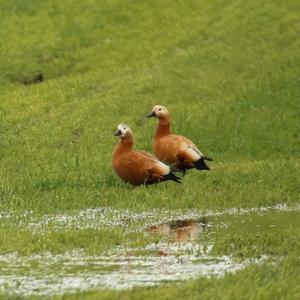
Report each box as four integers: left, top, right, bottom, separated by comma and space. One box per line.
208, 210, 300, 238
0, 204, 299, 296
2, 203, 299, 231
0, 247, 247, 296
146, 218, 208, 242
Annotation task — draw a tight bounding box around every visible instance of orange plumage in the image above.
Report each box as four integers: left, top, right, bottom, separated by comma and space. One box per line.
112, 124, 181, 186
147, 105, 213, 173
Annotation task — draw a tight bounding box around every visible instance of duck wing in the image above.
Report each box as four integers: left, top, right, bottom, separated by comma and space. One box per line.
136, 150, 180, 183
168, 135, 212, 162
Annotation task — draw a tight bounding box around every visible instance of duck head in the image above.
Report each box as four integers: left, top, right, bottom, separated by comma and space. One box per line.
146, 105, 170, 119
114, 124, 133, 139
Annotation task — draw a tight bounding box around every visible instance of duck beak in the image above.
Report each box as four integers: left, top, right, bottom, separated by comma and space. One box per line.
114, 130, 122, 136
146, 111, 156, 118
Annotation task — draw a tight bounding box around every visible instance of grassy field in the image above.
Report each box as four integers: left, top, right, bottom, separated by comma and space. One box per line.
0, 0, 299, 299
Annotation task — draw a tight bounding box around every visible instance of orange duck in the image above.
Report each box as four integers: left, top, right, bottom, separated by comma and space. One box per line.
112, 124, 181, 186
147, 105, 213, 174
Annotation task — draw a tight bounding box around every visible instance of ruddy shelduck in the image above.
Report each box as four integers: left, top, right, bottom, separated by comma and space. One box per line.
147, 105, 213, 174
112, 124, 181, 186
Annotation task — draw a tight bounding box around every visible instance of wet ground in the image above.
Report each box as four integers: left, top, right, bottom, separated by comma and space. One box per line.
0, 204, 299, 296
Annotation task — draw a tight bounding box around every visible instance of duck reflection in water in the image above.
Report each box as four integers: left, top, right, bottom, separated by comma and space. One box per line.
147, 219, 208, 243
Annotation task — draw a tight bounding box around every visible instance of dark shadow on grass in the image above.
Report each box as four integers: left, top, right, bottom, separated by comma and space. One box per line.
22, 73, 44, 85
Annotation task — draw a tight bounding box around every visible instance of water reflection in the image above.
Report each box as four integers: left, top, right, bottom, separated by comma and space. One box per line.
146, 218, 208, 242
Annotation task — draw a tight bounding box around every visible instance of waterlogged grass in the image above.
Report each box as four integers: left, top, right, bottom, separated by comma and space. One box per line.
0, 0, 299, 298
0, 206, 299, 298
54, 259, 300, 300
0, 208, 299, 298
208, 210, 300, 258
0, 227, 152, 255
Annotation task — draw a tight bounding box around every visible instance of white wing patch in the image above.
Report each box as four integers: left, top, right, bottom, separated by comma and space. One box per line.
192, 146, 204, 157
186, 146, 201, 161
156, 160, 170, 175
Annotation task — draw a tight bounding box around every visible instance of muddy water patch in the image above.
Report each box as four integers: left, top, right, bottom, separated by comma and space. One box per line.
0, 246, 250, 297
0, 205, 299, 296
3, 203, 299, 231
0, 210, 300, 296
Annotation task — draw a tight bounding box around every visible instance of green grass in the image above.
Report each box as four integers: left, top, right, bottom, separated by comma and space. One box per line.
0, 0, 299, 298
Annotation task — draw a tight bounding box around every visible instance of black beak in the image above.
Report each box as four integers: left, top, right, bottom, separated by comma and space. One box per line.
146, 111, 156, 118
114, 130, 122, 136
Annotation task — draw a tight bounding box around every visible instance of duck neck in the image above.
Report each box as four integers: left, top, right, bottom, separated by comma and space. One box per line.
113, 136, 134, 157
155, 116, 171, 139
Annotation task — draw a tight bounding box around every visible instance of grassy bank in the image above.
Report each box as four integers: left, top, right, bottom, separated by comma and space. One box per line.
0, 0, 299, 298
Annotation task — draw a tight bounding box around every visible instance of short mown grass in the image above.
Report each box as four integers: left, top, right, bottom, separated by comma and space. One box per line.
0, 0, 299, 299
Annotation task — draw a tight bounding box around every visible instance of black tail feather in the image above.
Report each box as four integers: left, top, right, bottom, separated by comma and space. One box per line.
163, 171, 182, 183
202, 156, 213, 161
193, 158, 210, 171
170, 165, 185, 174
